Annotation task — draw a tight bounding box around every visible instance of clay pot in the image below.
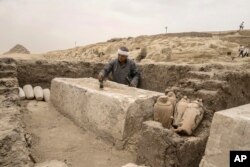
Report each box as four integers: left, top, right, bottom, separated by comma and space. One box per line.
43, 89, 50, 102
18, 87, 25, 100
153, 96, 174, 129
34, 86, 44, 101
175, 99, 204, 135
165, 91, 177, 108
173, 96, 189, 128
23, 84, 34, 100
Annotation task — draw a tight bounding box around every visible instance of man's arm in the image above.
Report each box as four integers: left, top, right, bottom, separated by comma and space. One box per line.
130, 61, 140, 87
99, 60, 115, 79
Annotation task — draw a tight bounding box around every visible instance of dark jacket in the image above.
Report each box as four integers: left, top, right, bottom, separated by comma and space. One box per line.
99, 58, 140, 87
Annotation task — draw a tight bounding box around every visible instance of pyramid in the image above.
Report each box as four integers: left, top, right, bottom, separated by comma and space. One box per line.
4, 44, 30, 54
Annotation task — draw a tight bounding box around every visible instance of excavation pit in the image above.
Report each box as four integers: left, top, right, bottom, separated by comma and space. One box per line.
1, 56, 250, 167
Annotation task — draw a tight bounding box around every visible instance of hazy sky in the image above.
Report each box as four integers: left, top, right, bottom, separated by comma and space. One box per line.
0, 0, 249, 53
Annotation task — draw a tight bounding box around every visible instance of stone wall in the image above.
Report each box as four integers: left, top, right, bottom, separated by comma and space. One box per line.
16, 60, 191, 93
16, 59, 250, 111
17, 60, 104, 89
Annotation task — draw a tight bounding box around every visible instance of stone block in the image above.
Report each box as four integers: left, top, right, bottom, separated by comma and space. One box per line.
200, 104, 250, 167
136, 121, 207, 167
50, 78, 162, 148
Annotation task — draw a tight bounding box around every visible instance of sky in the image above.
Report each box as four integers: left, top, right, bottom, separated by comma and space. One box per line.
0, 0, 249, 53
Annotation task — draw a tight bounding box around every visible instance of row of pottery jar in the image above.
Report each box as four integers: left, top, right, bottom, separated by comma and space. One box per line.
153, 89, 204, 135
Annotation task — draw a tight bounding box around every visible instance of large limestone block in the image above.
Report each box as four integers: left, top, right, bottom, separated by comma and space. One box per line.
200, 104, 250, 167
23, 84, 34, 99
43, 88, 50, 102
35, 160, 68, 167
18, 87, 25, 100
34, 86, 44, 101
50, 78, 162, 148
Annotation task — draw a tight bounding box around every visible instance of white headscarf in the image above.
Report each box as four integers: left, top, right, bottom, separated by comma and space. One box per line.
118, 48, 129, 57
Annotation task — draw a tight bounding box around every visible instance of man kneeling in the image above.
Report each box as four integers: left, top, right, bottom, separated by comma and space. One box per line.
98, 46, 140, 87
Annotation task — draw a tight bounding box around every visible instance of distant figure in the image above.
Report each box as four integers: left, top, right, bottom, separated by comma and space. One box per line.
239, 45, 244, 57
243, 46, 249, 57
165, 26, 168, 33
239, 21, 244, 30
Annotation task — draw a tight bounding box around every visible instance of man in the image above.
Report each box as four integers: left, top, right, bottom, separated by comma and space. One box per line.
239, 45, 244, 57
239, 21, 244, 30
243, 46, 249, 57
98, 46, 140, 87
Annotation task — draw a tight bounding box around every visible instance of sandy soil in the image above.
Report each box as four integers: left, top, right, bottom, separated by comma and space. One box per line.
0, 53, 46, 60
1, 30, 250, 68
21, 100, 134, 167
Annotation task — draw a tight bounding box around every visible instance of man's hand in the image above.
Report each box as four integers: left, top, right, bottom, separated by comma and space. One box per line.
98, 73, 104, 81
130, 82, 136, 87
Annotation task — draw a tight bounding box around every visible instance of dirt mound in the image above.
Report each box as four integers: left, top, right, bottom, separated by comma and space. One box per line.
44, 30, 250, 64
4, 44, 30, 55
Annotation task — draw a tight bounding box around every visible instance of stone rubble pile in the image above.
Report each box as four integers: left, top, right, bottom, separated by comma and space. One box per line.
19, 84, 50, 102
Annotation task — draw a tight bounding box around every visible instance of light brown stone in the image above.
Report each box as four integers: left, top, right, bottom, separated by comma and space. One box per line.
50, 77, 162, 148
200, 104, 250, 167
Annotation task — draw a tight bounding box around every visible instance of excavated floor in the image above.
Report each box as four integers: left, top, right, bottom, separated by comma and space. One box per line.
21, 100, 134, 167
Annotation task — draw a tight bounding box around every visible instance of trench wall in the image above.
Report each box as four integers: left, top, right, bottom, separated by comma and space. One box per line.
16, 59, 250, 111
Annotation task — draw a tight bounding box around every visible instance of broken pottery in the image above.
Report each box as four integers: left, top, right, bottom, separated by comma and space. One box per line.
18, 87, 25, 100
43, 89, 50, 102
173, 96, 189, 128
154, 96, 174, 129
165, 89, 177, 108
175, 99, 204, 135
